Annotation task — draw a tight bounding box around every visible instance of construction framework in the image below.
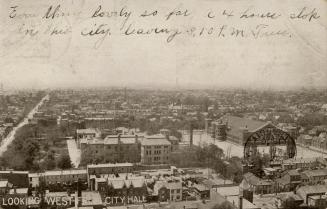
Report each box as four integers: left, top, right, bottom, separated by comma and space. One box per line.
243, 123, 297, 165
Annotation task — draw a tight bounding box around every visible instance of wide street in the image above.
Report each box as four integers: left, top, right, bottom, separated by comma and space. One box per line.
0, 94, 49, 156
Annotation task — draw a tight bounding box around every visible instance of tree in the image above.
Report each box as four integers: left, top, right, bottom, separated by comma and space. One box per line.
57, 154, 72, 169
170, 129, 182, 140
4, 117, 14, 124
41, 150, 56, 170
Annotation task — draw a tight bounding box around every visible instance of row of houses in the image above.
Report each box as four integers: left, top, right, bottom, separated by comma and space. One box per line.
0, 164, 238, 208
241, 167, 327, 196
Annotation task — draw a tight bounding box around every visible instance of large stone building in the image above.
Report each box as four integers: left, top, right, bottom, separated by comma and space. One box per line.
80, 134, 141, 164
207, 116, 266, 144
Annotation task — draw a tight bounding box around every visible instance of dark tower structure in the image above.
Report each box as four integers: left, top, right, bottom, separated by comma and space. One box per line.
190, 123, 193, 146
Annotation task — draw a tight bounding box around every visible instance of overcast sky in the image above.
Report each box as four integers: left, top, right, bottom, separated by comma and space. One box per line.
0, 0, 326, 90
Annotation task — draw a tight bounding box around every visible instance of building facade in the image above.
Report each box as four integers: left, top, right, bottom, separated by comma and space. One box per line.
141, 137, 171, 165
81, 134, 141, 164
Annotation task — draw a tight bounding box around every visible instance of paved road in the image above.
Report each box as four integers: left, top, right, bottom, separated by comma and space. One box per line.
67, 139, 81, 168
182, 131, 326, 159
0, 94, 49, 156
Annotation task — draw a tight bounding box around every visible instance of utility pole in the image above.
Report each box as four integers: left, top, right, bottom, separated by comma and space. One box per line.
190, 122, 193, 147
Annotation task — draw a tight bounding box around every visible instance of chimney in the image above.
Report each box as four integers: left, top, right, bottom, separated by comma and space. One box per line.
239, 196, 243, 209
77, 178, 82, 197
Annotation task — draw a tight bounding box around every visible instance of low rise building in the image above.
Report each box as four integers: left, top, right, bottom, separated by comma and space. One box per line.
42, 169, 87, 185
297, 185, 327, 204
191, 184, 210, 200
92, 174, 148, 206
87, 163, 134, 177
282, 157, 322, 170
302, 169, 327, 185
154, 181, 183, 202
276, 193, 304, 209
276, 170, 302, 192
242, 173, 273, 195
215, 186, 260, 209
31, 169, 88, 191
0, 170, 29, 188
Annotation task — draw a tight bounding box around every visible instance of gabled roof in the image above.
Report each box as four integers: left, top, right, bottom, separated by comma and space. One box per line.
108, 177, 145, 189
109, 179, 125, 189
243, 173, 271, 186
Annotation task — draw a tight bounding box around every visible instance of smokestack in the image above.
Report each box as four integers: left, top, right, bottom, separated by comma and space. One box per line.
118, 134, 121, 144
77, 178, 82, 197
190, 123, 193, 146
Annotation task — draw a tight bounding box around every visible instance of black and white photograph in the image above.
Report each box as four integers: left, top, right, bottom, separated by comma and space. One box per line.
0, 0, 326, 208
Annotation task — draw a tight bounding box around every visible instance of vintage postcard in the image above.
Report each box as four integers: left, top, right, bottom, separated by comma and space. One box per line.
0, 0, 326, 208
